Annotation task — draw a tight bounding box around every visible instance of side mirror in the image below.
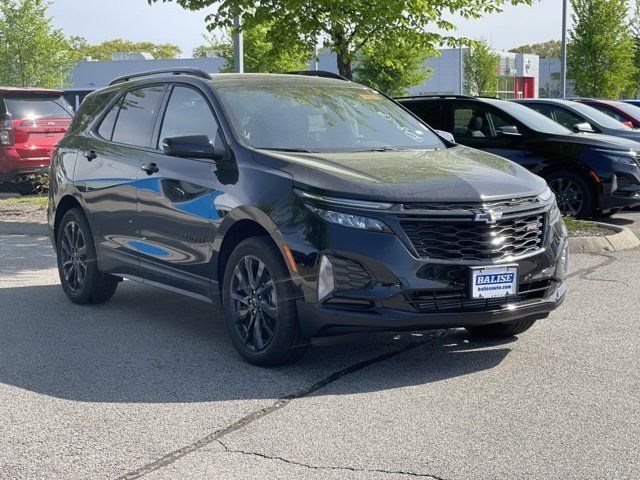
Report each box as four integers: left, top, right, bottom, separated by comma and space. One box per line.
162, 135, 226, 160
497, 125, 521, 136
572, 122, 595, 133
435, 130, 455, 143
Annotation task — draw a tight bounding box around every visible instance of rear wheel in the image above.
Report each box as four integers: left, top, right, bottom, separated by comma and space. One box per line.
546, 170, 594, 219
222, 236, 308, 366
465, 318, 538, 338
56, 208, 119, 305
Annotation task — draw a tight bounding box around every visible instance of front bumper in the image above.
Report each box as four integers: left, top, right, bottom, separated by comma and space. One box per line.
298, 280, 565, 338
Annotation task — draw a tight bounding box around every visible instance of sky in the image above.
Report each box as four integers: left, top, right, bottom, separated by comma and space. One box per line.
47, 0, 572, 58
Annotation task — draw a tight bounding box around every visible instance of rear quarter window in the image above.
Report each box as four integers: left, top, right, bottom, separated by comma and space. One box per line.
403, 101, 443, 129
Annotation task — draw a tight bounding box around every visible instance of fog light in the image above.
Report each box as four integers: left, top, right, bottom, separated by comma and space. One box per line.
318, 255, 334, 302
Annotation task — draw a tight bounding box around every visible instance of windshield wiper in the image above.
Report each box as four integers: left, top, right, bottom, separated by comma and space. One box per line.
260, 147, 315, 153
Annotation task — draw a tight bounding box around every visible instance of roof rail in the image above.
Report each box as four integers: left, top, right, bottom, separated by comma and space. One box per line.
109, 68, 211, 86
395, 94, 474, 100
286, 70, 349, 81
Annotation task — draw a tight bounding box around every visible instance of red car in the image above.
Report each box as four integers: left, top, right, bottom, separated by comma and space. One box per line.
574, 98, 640, 129
0, 87, 73, 193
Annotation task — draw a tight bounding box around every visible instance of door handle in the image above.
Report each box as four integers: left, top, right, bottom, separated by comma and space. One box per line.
83, 150, 97, 161
140, 163, 160, 175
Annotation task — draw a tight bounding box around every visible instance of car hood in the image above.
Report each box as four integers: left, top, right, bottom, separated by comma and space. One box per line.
550, 132, 640, 150
252, 145, 547, 203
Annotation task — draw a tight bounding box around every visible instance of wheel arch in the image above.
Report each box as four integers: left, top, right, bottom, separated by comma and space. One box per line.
213, 206, 292, 298
53, 195, 85, 244
537, 162, 601, 210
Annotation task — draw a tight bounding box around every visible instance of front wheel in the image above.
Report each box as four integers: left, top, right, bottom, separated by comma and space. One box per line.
546, 170, 594, 219
465, 318, 538, 338
56, 208, 119, 305
222, 236, 308, 366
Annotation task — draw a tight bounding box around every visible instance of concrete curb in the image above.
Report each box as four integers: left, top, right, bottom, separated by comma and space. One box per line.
568, 222, 640, 254
0, 221, 47, 236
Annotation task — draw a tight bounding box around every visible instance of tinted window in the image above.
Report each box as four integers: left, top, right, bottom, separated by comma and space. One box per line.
487, 100, 571, 135
570, 101, 632, 130
112, 86, 165, 147
97, 98, 121, 140
590, 103, 625, 122
403, 101, 442, 128
4, 95, 73, 118
453, 104, 517, 138
551, 107, 586, 129
158, 86, 219, 148
216, 83, 443, 152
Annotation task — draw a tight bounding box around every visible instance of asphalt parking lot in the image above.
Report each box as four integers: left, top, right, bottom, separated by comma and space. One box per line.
1, 215, 639, 479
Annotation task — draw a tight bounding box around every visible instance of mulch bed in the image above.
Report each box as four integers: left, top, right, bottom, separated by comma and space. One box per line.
0, 200, 47, 224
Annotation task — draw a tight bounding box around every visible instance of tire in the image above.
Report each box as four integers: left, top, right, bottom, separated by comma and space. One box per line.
222, 236, 309, 366
56, 208, 119, 305
545, 170, 595, 219
465, 318, 538, 338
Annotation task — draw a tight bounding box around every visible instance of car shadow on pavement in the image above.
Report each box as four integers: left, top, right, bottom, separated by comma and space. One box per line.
0, 282, 514, 404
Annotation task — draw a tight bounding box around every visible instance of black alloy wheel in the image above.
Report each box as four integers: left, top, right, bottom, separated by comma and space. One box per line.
222, 236, 309, 366
60, 220, 88, 293
546, 171, 594, 218
230, 255, 278, 352
56, 208, 119, 305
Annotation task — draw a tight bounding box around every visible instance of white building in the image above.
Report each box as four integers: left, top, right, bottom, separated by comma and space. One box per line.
538, 57, 576, 98
407, 48, 540, 99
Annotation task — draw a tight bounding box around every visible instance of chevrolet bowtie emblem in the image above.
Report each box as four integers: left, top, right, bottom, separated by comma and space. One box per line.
474, 209, 503, 223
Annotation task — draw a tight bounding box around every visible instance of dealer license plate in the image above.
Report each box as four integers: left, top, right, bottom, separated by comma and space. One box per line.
470, 265, 518, 299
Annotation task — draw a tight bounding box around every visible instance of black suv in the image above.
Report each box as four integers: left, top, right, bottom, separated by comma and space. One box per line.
49, 69, 568, 366
398, 95, 640, 218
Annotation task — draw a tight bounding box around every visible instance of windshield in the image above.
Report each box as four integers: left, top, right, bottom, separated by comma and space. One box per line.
215, 83, 444, 152
490, 100, 572, 135
4, 95, 73, 119
572, 102, 632, 130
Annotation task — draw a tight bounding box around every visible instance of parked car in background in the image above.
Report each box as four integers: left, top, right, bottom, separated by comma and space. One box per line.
514, 98, 640, 144
49, 69, 568, 366
623, 99, 640, 108
398, 95, 640, 218
0, 87, 74, 194
573, 99, 640, 129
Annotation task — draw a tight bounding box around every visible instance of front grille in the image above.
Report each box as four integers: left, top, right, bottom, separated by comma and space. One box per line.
329, 256, 371, 291
400, 213, 545, 261
407, 279, 551, 314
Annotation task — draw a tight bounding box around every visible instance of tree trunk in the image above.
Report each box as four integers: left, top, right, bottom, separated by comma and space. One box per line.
336, 53, 353, 80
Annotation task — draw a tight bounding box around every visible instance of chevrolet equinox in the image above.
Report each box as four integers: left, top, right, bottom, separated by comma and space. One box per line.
49, 69, 568, 366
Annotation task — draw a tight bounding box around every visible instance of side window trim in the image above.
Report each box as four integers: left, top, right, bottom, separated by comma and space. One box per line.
91, 83, 167, 151
153, 82, 229, 159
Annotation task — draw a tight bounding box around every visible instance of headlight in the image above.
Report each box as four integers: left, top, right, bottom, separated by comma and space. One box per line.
537, 185, 555, 203
307, 205, 392, 233
596, 149, 639, 167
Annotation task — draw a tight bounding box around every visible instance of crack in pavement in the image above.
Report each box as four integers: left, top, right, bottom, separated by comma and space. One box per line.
215, 439, 450, 479
116, 331, 447, 480
567, 253, 617, 280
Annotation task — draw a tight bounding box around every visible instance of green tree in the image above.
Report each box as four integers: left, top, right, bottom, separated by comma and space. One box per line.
0, 0, 71, 88
149, 0, 532, 80
353, 32, 433, 96
192, 23, 310, 72
629, 2, 640, 97
568, 0, 636, 98
463, 39, 500, 96
510, 40, 561, 58
70, 38, 182, 60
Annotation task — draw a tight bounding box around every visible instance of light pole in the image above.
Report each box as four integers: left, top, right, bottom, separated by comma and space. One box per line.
560, 0, 568, 98
233, 16, 244, 73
